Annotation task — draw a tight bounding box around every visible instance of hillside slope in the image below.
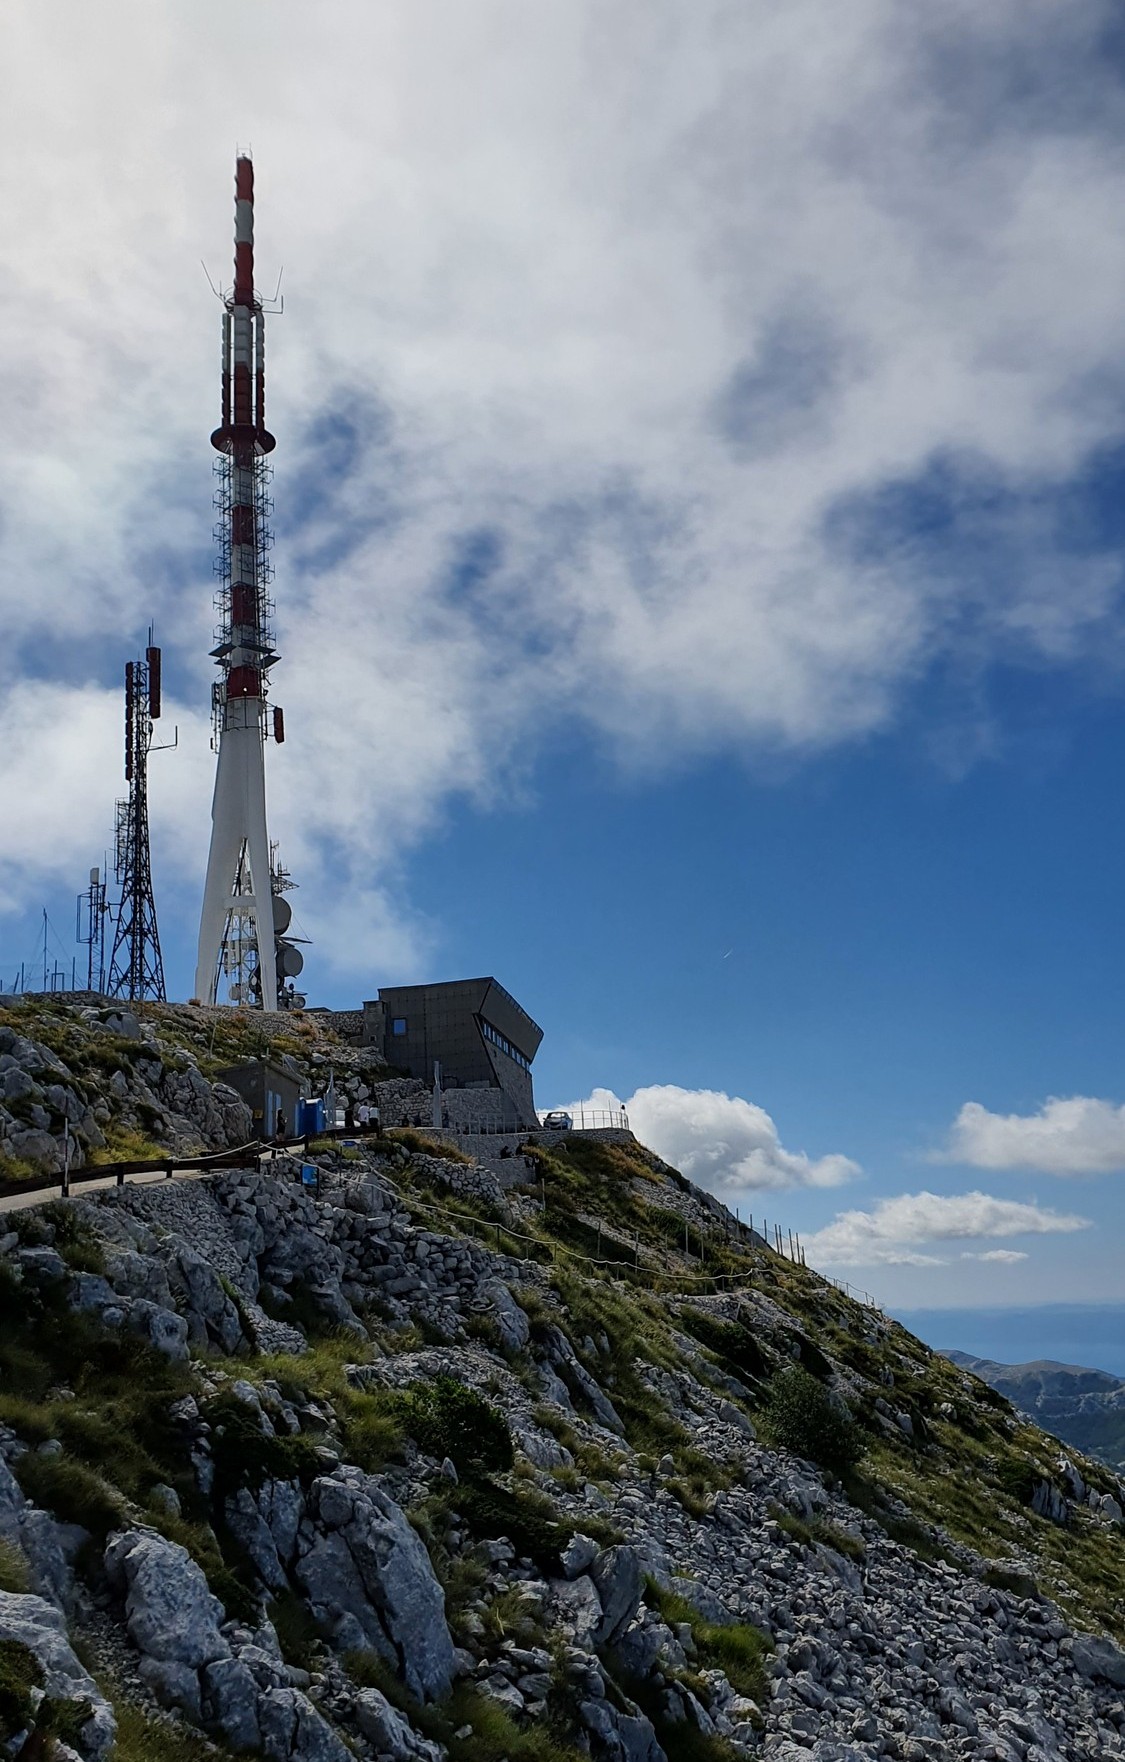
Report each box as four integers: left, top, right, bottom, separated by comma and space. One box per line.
0, 1113, 1124, 1760
945, 1351, 1125, 1474
0, 995, 395, 1182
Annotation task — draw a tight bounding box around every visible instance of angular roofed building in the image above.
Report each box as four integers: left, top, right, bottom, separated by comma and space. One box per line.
362, 978, 542, 1131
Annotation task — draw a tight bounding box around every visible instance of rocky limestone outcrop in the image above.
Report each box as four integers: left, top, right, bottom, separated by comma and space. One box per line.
103, 1528, 351, 1759
294, 1465, 454, 1700
2, 1133, 1125, 1761
0, 1007, 254, 1181
0, 1590, 115, 1760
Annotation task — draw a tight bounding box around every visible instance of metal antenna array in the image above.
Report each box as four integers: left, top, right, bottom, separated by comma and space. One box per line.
75, 867, 109, 993
107, 644, 167, 1002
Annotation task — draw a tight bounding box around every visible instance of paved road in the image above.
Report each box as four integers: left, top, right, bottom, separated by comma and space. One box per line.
0, 1147, 306, 1218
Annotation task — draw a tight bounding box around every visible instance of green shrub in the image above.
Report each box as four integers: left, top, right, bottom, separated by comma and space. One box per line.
760, 1366, 861, 1474
204, 1393, 324, 1496
452, 1478, 571, 1572
398, 1376, 513, 1478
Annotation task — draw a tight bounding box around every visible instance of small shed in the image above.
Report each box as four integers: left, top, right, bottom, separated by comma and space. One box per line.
216, 1058, 304, 1139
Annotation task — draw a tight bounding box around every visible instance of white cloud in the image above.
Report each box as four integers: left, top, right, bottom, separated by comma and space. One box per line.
946, 1097, 1125, 1176
3, 4, 1125, 927
804, 1190, 1089, 1268
559, 1084, 860, 1193
961, 1249, 1028, 1263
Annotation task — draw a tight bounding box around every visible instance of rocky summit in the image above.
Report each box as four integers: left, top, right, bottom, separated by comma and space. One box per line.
0, 1008, 1124, 1761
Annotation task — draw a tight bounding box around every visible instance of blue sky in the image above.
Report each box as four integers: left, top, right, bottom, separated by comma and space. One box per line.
3, 1, 1125, 1339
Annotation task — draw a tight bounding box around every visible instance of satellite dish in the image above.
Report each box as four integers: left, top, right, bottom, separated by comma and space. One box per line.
272, 895, 292, 935
277, 941, 304, 978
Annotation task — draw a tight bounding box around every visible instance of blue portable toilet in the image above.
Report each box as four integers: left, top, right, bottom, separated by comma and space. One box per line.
297, 1097, 325, 1137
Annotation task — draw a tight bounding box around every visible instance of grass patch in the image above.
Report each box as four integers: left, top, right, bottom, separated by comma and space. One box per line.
110, 1696, 242, 1760
642, 1580, 771, 1705
269, 1588, 325, 1672
0, 1540, 28, 1595
773, 1507, 866, 1562
14, 1450, 126, 1540
390, 1128, 474, 1165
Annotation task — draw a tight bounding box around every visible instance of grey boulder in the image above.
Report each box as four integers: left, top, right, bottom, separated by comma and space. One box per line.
593, 1544, 644, 1644
1072, 1631, 1125, 1687
295, 1467, 453, 1701
354, 1687, 445, 1760
0, 1590, 116, 1759
257, 1685, 353, 1761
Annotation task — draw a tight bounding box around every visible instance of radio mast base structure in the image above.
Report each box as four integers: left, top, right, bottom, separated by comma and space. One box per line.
107, 647, 167, 1004
196, 156, 296, 1010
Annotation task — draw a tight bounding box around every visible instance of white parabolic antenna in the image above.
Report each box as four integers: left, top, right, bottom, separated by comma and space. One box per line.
278, 942, 304, 978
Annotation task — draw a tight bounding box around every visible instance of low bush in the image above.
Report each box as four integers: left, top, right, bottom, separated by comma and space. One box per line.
445, 1683, 586, 1762
268, 1589, 325, 1671
760, 1366, 861, 1474
995, 1455, 1038, 1507
983, 1564, 1039, 1599
0, 1640, 42, 1745
397, 1376, 513, 1478
452, 1478, 572, 1572
204, 1393, 324, 1496
0, 1637, 90, 1750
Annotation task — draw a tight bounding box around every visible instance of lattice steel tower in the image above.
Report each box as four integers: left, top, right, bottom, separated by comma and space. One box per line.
107, 646, 167, 1002
195, 155, 290, 1009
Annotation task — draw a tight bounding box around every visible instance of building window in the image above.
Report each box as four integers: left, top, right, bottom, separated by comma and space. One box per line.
391, 1017, 408, 1036
479, 1017, 530, 1071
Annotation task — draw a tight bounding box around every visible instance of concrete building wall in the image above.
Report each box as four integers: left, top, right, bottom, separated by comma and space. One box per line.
372, 977, 542, 1130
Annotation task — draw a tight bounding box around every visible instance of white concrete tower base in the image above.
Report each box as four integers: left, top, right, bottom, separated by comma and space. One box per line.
195, 716, 278, 1008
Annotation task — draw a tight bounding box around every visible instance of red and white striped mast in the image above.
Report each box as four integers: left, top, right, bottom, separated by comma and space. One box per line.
195, 156, 287, 1009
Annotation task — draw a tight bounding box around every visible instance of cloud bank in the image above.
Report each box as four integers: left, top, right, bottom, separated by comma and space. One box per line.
559, 1085, 859, 1193
946, 1097, 1125, 1176
5, 3, 1125, 950
803, 1190, 1089, 1268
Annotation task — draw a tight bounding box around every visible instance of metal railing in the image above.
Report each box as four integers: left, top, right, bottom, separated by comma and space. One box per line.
539, 1108, 630, 1132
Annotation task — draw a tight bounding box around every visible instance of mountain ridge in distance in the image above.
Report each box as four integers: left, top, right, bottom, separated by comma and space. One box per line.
945, 1348, 1125, 1471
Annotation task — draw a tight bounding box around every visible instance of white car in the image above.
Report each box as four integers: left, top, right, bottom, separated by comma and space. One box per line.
542, 1110, 573, 1130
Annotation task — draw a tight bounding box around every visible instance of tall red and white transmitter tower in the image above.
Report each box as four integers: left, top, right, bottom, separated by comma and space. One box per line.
196, 157, 294, 1008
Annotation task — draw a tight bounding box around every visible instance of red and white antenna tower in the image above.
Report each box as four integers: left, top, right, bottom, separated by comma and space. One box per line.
196, 157, 292, 1009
